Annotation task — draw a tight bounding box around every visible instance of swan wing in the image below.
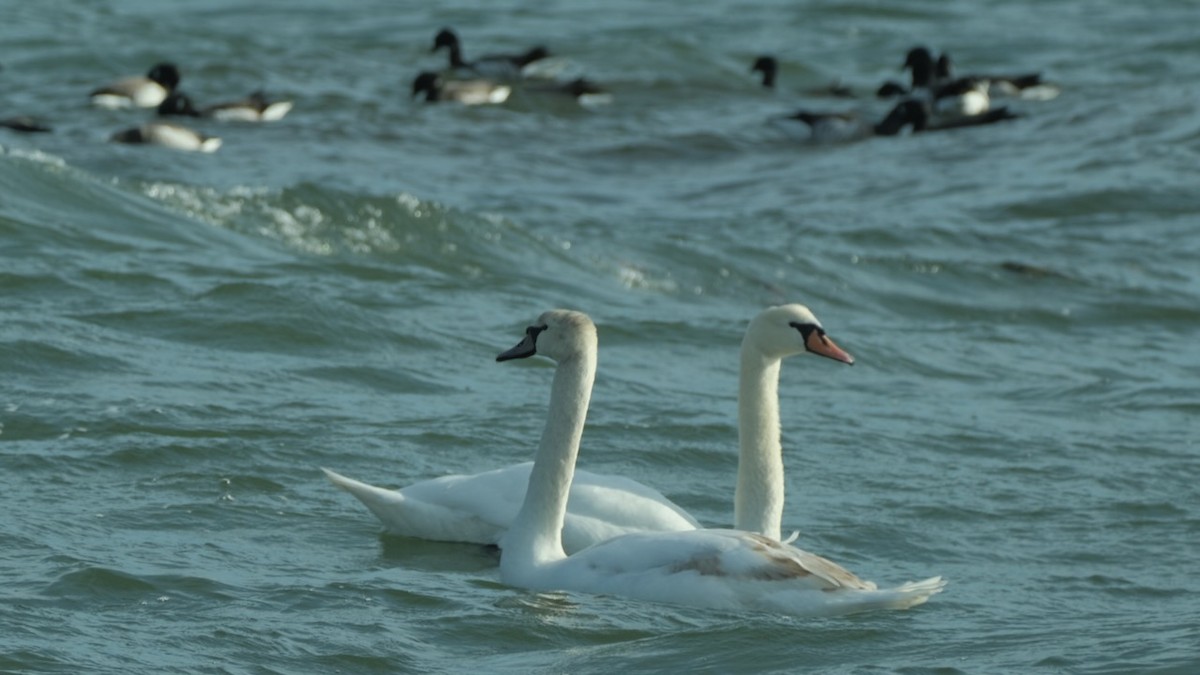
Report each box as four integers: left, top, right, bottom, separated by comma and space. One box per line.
519, 529, 945, 617
571, 529, 871, 589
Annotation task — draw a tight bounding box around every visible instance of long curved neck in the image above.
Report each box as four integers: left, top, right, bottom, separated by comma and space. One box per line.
503, 348, 596, 570
734, 344, 784, 541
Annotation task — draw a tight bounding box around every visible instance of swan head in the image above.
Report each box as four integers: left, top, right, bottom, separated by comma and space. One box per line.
744, 304, 854, 365
497, 310, 596, 364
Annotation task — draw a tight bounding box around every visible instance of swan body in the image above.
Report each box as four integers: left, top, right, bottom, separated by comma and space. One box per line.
90, 62, 180, 109
322, 463, 698, 553
495, 309, 944, 617
325, 304, 854, 550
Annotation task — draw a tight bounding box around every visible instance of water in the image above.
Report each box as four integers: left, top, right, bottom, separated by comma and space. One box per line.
3, 0, 1198, 672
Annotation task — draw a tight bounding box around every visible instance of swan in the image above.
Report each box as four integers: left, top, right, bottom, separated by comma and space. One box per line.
323, 303, 854, 550
495, 309, 945, 617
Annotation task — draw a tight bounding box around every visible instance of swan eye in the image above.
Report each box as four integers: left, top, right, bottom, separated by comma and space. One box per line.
789, 321, 834, 353
788, 321, 823, 341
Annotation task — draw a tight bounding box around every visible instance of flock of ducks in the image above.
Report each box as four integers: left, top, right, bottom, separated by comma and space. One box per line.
753, 45, 1059, 142
0, 27, 607, 152
411, 28, 610, 106
0, 60, 293, 152
1, 35, 1058, 153
86, 61, 294, 153
325, 304, 947, 618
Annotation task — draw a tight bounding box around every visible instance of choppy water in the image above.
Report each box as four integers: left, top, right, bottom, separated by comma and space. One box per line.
3, 0, 1199, 672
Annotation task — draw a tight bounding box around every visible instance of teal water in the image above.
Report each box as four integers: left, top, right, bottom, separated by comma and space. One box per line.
3, 0, 1199, 672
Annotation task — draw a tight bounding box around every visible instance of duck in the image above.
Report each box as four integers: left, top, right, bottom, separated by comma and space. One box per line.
431, 27, 550, 80
875, 80, 910, 98
900, 99, 1021, 132
492, 309, 945, 617
902, 46, 939, 94
1, 116, 52, 133
751, 55, 779, 89
157, 91, 293, 122
772, 99, 922, 142
876, 46, 945, 101
776, 98, 1019, 142
752, 55, 856, 98
877, 47, 993, 117
324, 303, 856, 551
937, 52, 1060, 101
90, 62, 181, 109
411, 71, 511, 105
772, 108, 873, 143
109, 121, 221, 152
523, 77, 613, 106
931, 76, 991, 117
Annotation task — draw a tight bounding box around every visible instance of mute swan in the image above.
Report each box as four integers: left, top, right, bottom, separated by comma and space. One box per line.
495, 309, 945, 616
323, 304, 854, 550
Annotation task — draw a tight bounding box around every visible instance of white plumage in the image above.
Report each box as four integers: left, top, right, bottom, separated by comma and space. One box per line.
493, 309, 944, 617
325, 304, 855, 551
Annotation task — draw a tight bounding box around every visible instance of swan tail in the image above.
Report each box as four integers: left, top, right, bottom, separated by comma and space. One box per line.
761, 575, 946, 616
321, 468, 503, 546
321, 467, 410, 525
871, 575, 947, 610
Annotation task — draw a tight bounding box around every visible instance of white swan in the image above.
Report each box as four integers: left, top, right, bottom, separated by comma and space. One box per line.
734, 304, 854, 540
323, 303, 853, 551
495, 309, 945, 617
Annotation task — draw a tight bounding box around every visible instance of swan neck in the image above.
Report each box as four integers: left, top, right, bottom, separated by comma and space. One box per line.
504, 349, 596, 570
735, 346, 784, 541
